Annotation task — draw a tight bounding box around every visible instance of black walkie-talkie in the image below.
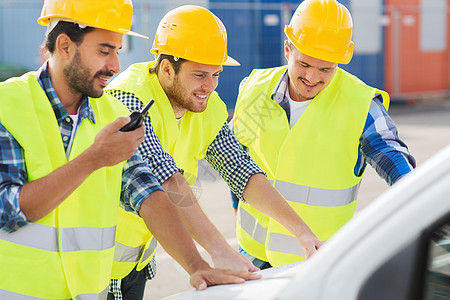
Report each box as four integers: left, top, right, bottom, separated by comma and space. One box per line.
119, 99, 155, 132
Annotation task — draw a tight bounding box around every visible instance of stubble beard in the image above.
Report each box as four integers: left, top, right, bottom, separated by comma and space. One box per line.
63, 50, 112, 99
166, 74, 207, 114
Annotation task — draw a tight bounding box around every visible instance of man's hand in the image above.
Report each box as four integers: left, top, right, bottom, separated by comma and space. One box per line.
190, 267, 262, 290
211, 249, 260, 272
86, 116, 145, 170
298, 230, 323, 259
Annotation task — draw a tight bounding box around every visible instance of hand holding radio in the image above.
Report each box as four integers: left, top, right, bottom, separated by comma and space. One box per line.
119, 99, 154, 132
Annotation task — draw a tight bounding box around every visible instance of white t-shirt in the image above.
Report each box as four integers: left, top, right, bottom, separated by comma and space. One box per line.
286, 88, 312, 129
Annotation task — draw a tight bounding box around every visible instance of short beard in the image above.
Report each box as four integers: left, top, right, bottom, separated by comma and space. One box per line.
166, 74, 197, 113
164, 74, 209, 115
63, 50, 112, 99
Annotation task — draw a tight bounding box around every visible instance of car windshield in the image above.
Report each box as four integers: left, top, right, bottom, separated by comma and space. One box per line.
424, 220, 450, 299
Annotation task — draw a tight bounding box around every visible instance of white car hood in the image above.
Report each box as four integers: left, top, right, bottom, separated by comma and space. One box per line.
163, 262, 303, 300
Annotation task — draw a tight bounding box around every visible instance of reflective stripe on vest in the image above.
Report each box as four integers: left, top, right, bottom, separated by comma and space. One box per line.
235, 178, 273, 261
267, 233, 306, 257
237, 206, 267, 245
265, 181, 358, 260
110, 208, 156, 279
114, 237, 157, 263
0, 223, 115, 252
266, 232, 330, 257
266, 180, 358, 259
0, 286, 109, 300
236, 201, 269, 261
275, 180, 359, 207
139, 238, 158, 265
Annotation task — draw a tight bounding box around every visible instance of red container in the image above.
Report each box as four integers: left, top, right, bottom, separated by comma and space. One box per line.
384, 0, 449, 98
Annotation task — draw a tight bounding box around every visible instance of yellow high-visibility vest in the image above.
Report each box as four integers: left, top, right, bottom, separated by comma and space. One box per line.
106, 61, 228, 278
233, 66, 288, 262
234, 66, 389, 266
0, 72, 128, 298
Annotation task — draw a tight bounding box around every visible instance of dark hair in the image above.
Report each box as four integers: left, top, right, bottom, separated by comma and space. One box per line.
41, 21, 95, 55
149, 53, 186, 75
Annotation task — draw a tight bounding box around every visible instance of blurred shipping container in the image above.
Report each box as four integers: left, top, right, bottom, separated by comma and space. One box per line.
384, 0, 449, 99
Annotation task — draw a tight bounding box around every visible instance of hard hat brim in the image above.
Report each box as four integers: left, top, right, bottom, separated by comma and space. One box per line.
38, 16, 148, 39
222, 55, 240, 66
117, 28, 149, 39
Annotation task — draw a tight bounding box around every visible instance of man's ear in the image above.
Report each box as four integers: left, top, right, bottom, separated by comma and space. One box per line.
55, 34, 74, 59
284, 40, 290, 61
159, 58, 174, 80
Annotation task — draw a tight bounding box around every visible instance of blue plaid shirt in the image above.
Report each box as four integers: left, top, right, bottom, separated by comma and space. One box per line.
0, 62, 163, 233
230, 71, 416, 208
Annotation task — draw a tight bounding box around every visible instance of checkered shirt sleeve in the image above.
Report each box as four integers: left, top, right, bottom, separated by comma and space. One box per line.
205, 123, 265, 199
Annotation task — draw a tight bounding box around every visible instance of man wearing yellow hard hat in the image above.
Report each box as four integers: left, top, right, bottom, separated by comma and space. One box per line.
106, 5, 322, 298
0, 1, 261, 299
231, 0, 416, 269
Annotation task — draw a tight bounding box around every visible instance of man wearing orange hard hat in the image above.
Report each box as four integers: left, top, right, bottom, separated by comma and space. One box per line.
231, 0, 415, 269
0, 1, 261, 299
106, 5, 321, 299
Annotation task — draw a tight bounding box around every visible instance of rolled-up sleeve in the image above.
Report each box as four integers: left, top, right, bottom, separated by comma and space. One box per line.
205, 123, 265, 199
121, 153, 164, 214
0, 123, 30, 233
360, 96, 416, 186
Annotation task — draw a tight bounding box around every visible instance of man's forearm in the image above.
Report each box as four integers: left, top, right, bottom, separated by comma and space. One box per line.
162, 172, 231, 255
19, 151, 99, 222
139, 189, 210, 275
177, 202, 232, 256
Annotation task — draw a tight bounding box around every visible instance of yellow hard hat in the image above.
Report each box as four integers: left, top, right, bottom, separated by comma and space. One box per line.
37, 0, 148, 39
285, 0, 354, 64
151, 5, 239, 66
